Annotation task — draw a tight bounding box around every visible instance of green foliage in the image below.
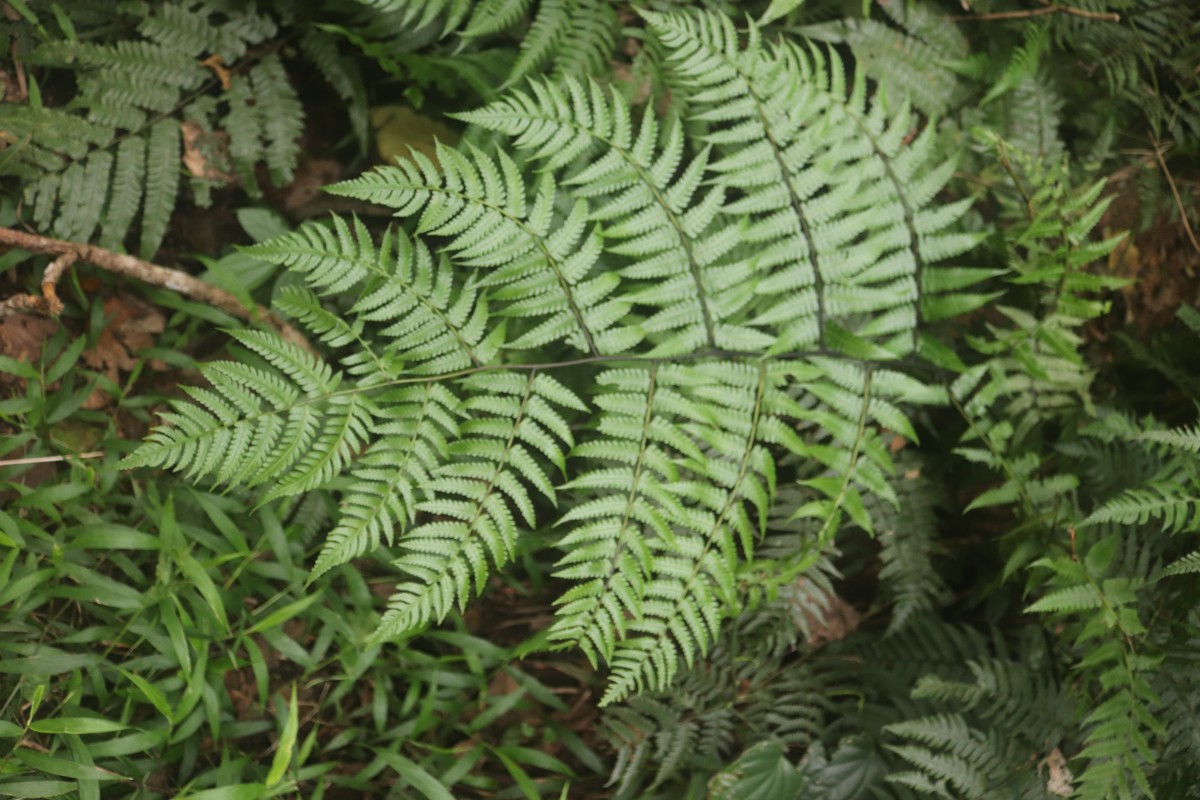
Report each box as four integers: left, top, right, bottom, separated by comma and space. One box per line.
123, 7, 987, 709
0, 290, 606, 798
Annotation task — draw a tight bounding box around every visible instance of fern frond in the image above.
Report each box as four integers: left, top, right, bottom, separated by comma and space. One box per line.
507, 0, 617, 86
139, 118, 181, 259
1160, 548, 1200, 578
248, 218, 503, 377
1137, 425, 1200, 454
1085, 481, 1200, 535
872, 467, 951, 634
802, 0, 968, 118
599, 362, 783, 704
5, 3, 317, 252
138, 1, 278, 61
644, 9, 977, 355
251, 55, 304, 187
462, 0, 534, 38
121, 331, 371, 501
351, 0, 473, 37
328, 143, 637, 356
116, 1, 982, 712
459, 76, 756, 355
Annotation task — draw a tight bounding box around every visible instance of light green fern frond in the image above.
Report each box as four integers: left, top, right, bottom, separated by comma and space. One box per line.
328, 142, 637, 356
459, 75, 757, 356
248, 217, 504, 377
1084, 474, 1200, 535
644, 9, 981, 354
1160, 548, 1200, 577
123, 4, 984, 708
122, 330, 373, 503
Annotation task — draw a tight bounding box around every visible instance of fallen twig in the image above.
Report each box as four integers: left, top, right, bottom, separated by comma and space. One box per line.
0, 227, 313, 352
1147, 133, 1200, 259
0, 451, 103, 468
950, 3, 1120, 22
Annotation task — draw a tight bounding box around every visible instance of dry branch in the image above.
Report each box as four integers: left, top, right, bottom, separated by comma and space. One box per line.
950, 3, 1120, 22
0, 227, 312, 352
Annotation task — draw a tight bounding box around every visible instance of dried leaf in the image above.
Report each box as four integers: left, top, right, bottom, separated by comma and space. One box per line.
1039, 748, 1073, 797
370, 105, 459, 166
181, 121, 236, 183
0, 314, 59, 364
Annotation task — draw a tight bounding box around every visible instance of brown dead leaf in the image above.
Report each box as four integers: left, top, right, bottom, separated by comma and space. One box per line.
80, 294, 166, 407
280, 158, 342, 213
1096, 170, 1200, 334
1039, 748, 1074, 797
803, 592, 862, 648
0, 68, 26, 104
200, 54, 232, 90
611, 61, 651, 106
0, 314, 59, 365
181, 121, 236, 183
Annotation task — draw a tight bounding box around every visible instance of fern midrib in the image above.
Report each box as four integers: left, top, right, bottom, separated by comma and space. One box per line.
389, 179, 601, 355
139, 347, 918, 484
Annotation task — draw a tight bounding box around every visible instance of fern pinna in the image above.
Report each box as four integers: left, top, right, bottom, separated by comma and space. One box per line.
123, 9, 985, 704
